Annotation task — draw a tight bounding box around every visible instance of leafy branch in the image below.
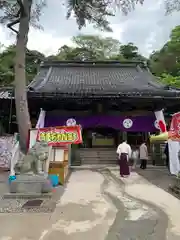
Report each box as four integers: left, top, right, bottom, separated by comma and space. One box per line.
0, 0, 45, 34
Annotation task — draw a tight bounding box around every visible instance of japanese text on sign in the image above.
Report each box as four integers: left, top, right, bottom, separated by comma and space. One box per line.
36, 126, 82, 145
39, 131, 78, 142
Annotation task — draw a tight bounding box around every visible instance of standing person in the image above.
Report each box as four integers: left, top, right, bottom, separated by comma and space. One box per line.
116, 139, 132, 177
131, 147, 139, 170
164, 142, 169, 170
139, 141, 148, 169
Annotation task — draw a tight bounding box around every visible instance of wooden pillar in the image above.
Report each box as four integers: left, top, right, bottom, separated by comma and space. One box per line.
117, 131, 123, 144
97, 103, 103, 113
122, 131, 127, 141
150, 143, 165, 166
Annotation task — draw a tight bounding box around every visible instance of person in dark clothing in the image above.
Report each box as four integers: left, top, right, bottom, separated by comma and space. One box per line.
164, 142, 169, 170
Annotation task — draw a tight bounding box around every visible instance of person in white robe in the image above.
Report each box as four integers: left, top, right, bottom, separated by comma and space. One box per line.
116, 140, 132, 177
139, 141, 148, 169
131, 147, 139, 169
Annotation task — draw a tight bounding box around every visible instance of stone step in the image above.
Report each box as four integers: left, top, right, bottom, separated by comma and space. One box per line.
98, 155, 117, 157
81, 160, 117, 165
79, 147, 116, 150
79, 151, 116, 154
78, 148, 118, 165
79, 153, 99, 157
79, 149, 116, 151
71, 159, 81, 166
79, 154, 117, 157
80, 155, 117, 158
80, 156, 117, 159
79, 152, 117, 156
81, 159, 117, 162
71, 162, 81, 166
80, 156, 117, 160
81, 157, 117, 163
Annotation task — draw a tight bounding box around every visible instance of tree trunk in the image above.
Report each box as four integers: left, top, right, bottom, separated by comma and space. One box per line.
14, 0, 32, 153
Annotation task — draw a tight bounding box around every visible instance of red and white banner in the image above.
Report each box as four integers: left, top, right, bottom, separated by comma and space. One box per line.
154, 110, 167, 133
169, 112, 180, 141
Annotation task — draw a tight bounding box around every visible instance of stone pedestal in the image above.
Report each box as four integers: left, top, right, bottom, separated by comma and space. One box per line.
9, 175, 52, 195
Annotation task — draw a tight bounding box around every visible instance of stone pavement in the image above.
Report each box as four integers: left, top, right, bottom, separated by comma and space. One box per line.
0, 168, 180, 239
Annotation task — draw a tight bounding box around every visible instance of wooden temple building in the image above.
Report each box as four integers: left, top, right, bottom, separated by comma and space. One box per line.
1, 61, 180, 165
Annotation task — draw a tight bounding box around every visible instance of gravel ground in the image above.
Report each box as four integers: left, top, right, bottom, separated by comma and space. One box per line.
0, 172, 64, 213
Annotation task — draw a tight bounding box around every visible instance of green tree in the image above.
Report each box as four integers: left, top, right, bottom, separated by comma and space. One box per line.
73, 35, 121, 59
57, 45, 82, 60
26, 48, 45, 82
120, 42, 138, 60
0, 45, 15, 85
118, 42, 145, 61
55, 35, 123, 61
55, 35, 145, 61
165, 0, 180, 14
0, 45, 45, 86
159, 73, 180, 88
149, 25, 180, 77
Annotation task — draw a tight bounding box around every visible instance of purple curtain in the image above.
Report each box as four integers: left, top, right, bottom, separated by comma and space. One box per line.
45, 114, 158, 132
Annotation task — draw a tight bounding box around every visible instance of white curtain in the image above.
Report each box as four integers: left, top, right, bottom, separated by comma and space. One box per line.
10, 141, 20, 176
35, 108, 46, 129
168, 139, 180, 175
29, 129, 38, 149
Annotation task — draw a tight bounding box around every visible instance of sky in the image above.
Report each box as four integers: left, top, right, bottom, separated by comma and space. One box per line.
0, 0, 179, 57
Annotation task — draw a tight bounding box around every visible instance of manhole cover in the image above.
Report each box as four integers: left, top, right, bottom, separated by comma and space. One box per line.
22, 199, 43, 208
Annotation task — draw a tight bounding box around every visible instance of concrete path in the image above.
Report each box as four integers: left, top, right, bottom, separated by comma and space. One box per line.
112, 169, 180, 239
0, 168, 180, 239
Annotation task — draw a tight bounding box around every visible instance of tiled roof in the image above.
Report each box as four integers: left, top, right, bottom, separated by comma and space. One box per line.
0, 87, 14, 99
26, 61, 180, 98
